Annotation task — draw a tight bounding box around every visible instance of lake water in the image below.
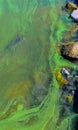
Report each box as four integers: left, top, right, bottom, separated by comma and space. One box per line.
0, 0, 77, 130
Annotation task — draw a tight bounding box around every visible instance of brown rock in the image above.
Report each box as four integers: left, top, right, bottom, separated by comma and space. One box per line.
60, 42, 78, 58
65, 2, 78, 12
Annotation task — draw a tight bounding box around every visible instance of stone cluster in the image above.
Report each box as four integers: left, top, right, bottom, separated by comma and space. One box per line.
65, 1, 78, 21
59, 67, 78, 116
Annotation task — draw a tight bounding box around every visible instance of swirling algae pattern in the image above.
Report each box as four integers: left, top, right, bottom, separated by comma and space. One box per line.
0, 0, 77, 130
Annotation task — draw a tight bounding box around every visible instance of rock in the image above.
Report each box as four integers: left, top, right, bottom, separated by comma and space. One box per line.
59, 67, 78, 115
71, 24, 78, 34
60, 42, 78, 58
61, 68, 70, 78
55, 71, 68, 87
65, 2, 78, 12
71, 9, 78, 21
66, 95, 73, 103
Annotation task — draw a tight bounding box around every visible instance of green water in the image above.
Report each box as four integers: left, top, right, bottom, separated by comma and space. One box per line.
0, 0, 77, 130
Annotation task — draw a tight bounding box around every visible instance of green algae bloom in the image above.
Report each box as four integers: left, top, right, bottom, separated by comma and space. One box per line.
0, 0, 77, 130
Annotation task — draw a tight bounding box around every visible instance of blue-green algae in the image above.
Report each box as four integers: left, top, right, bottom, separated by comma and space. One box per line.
0, 0, 77, 130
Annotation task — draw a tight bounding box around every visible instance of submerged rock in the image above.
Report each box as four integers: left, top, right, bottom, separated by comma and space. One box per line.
65, 2, 78, 12
60, 42, 78, 58
32, 85, 48, 105
71, 9, 78, 21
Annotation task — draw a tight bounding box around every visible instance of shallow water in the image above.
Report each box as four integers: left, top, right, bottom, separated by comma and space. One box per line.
0, 0, 77, 130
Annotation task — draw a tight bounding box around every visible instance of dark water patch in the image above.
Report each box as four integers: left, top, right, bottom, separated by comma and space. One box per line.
61, 54, 78, 64
73, 87, 78, 113
76, 0, 78, 5
67, 0, 78, 4
71, 116, 78, 130
6, 35, 23, 51
74, 118, 78, 130
72, 30, 78, 42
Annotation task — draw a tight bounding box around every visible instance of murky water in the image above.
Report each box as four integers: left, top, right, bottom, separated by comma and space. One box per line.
0, 0, 77, 130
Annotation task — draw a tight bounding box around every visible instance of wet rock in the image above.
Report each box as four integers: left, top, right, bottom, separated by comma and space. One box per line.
65, 2, 78, 12
60, 42, 78, 59
58, 67, 78, 122
71, 9, 78, 21
59, 67, 78, 117
60, 68, 70, 78
71, 23, 78, 34
66, 95, 73, 103
55, 71, 68, 87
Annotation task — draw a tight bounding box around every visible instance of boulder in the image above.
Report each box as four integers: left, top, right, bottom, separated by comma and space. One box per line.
60, 42, 78, 58
65, 2, 78, 12
71, 9, 78, 21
